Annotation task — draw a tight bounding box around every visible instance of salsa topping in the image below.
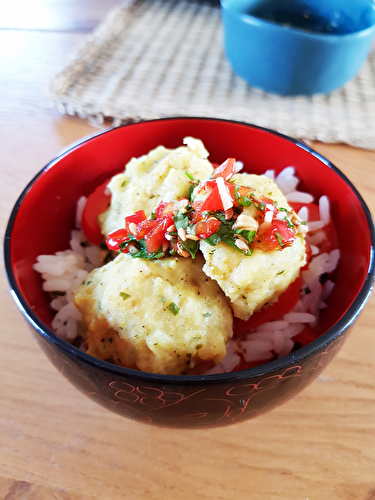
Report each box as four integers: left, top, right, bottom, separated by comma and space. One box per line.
105, 159, 307, 259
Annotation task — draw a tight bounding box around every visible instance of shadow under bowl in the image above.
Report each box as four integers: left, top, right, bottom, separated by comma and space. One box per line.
4, 117, 375, 428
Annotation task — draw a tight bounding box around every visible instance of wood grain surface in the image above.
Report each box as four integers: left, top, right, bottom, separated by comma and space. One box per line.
0, 2, 374, 499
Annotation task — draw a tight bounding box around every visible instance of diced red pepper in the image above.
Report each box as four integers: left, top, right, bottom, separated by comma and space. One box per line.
191, 201, 205, 222
155, 201, 168, 219
258, 220, 295, 251
195, 217, 221, 239
261, 195, 278, 216
211, 158, 236, 181
236, 185, 253, 198
124, 210, 147, 231
155, 198, 190, 219
135, 219, 159, 241
200, 184, 222, 211
106, 228, 130, 252
144, 214, 174, 254
199, 180, 236, 212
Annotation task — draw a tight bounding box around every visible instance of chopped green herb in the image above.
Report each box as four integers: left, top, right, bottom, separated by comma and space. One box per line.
234, 229, 256, 243
185, 171, 195, 181
284, 216, 294, 228
279, 207, 288, 212
203, 213, 253, 255
119, 292, 131, 300
121, 180, 126, 187
204, 232, 221, 246
167, 302, 180, 315
151, 212, 156, 220
122, 237, 164, 259
98, 300, 102, 310
188, 184, 195, 202
173, 212, 189, 231
203, 312, 211, 318
301, 220, 307, 225
254, 201, 266, 212
180, 238, 199, 259
238, 195, 253, 207
159, 295, 166, 303
275, 232, 285, 247
276, 270, 285, 275
195, 343, 203, 350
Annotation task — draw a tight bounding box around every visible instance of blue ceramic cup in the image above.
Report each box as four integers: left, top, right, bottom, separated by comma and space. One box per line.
221, 0, 375, 95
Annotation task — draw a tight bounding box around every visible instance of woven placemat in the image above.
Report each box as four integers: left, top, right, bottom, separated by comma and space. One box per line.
46, 0, 375, 149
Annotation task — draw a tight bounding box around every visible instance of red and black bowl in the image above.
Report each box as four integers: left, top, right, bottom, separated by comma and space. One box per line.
4, 118, 375, 428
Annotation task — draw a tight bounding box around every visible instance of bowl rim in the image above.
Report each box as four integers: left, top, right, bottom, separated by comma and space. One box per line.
4, 116, 375, 385
220, 0, 375, 40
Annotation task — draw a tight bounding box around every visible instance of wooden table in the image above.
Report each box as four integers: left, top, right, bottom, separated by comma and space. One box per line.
1, 2, 374, 499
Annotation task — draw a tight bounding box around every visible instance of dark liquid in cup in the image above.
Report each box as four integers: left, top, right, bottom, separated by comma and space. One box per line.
248, 6, 352, 35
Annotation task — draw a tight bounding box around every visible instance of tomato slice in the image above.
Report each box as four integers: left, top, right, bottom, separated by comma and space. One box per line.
233, 274, 303, 334
195, 218, 221, 239
82, 179, 112, 245
144, 215, 174, 254
211, 158, 236, 181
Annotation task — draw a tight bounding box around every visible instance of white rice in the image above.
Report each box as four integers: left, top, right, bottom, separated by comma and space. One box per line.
34, 167, 340, 374
33, 196, 108, 343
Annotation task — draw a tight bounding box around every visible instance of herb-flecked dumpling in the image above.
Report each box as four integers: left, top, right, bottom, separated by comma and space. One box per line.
74, 253, 233, 375
99, 137, 213, 237
198, 173, 306, 320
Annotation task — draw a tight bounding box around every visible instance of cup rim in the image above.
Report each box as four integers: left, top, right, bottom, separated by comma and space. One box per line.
220, 0, 375, 40
4, 117, 375, 385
